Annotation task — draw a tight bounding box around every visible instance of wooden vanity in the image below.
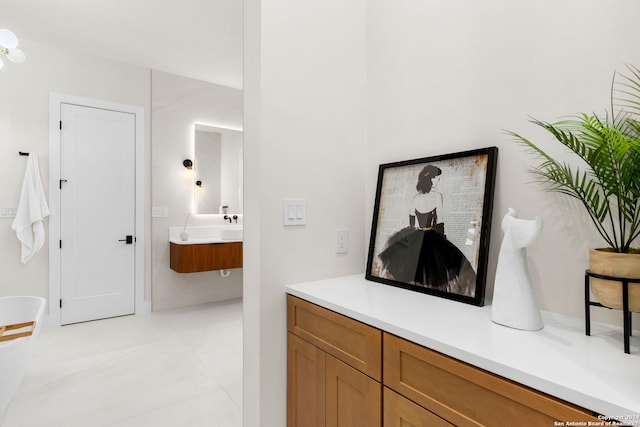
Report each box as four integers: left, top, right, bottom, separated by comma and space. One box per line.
286, 275, 640, 427
287, 295, 600, 427
169, 241, 242, 273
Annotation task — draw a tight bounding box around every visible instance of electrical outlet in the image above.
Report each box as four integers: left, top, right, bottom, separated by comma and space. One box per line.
336, 229, 348, 254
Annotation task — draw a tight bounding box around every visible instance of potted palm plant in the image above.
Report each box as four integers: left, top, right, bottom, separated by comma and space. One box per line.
507, 64, 640, 311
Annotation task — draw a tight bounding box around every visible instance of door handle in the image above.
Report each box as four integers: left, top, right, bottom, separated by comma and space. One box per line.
118, 235, 133, 244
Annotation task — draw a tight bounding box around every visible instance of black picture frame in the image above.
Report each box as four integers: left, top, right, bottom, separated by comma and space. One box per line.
365, 147, 498, 306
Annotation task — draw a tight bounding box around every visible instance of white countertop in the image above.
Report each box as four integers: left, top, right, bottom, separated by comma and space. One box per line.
286, 274, 640, 422
169, 237, 242, 245
168, 226, 242, 245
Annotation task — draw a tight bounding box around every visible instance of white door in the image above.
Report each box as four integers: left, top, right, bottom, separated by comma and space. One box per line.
60, 104, 136, 325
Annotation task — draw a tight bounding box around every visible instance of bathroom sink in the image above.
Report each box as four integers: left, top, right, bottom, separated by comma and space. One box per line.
169, 225, 243, 244
220, 228, 243, 240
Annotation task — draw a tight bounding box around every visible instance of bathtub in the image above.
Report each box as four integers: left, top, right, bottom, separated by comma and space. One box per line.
0, 296, 46, 417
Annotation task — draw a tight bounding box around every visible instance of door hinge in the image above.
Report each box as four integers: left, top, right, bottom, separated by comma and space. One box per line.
59, 121, 62, 130
59, 240, 62, 249
59, 179, 68, 189
59, 299, 62, 308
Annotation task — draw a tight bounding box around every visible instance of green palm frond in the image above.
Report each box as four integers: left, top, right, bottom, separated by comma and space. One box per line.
507, 65, 640, 253
614, 64, 640, 116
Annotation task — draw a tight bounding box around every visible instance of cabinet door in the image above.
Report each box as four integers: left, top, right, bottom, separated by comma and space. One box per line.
288, 333, 326, 427
383, 387, 453, 427
326, 354, 381, 427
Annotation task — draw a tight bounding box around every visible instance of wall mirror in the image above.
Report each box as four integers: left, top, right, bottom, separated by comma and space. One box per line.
194, 124, 243, 214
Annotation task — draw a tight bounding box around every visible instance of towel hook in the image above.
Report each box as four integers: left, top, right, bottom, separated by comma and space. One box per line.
18, 151, 29, 156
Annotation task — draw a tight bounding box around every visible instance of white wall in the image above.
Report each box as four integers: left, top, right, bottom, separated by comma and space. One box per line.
0, 39, 151, 315
151, 70, 244, 311
243, 0, 368, 425
366, 0, 640, 322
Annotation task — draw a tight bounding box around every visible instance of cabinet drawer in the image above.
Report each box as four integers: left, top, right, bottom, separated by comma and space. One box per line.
287, 296, 382, 381
170, 242, 242, 273
383, 333, 600, 427
384, 387, 453, 427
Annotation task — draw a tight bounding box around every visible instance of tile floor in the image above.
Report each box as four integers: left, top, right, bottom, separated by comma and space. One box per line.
1, 299, 243, 427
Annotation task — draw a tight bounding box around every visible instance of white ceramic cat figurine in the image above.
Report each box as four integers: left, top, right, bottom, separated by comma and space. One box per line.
491, 208, 544, 331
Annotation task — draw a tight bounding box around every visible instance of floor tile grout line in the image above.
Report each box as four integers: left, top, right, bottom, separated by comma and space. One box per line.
161, 302, 244, 411
135, 305, 238, 419
136, 301, 244, 418
100, 389, 228, 427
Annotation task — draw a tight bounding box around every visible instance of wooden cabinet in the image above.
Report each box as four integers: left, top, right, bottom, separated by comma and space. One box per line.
325, 355, 380, 427
287, 295, 381, 427
383, 333, 601, 427
287, 295, 381, 380
383, 387, 453, 427
288, 332, 326, 427
287, 295, 604, 427
169, 242, 242, 273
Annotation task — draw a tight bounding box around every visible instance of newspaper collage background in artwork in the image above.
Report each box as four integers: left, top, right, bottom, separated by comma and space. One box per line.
370, 154, 489, 298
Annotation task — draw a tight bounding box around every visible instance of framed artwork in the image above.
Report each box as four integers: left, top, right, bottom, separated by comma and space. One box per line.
366, 147, 498, 306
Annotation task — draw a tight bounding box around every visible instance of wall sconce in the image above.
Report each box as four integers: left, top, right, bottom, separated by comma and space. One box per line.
195, 180, 203, 187
183, 159, 193, 170
0, 29, 26, 70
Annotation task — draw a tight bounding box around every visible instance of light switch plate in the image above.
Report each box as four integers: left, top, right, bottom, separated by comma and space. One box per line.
283, 199, 306, 226
152, 206, 168, 217
0, 206, 17, 218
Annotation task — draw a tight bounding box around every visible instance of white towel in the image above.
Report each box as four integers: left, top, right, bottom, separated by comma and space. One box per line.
12, 153, 50, 264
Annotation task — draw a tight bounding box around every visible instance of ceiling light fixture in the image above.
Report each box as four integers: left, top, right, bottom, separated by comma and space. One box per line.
0, 29, 26, 70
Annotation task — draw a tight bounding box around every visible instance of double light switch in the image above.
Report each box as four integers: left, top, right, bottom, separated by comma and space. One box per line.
283, 199, 306, 226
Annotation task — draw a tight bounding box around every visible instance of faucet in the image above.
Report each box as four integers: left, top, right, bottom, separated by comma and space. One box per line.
224, 214, 239, 224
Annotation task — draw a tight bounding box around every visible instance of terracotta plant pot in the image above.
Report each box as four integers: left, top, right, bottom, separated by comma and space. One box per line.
589, 248, 640, 312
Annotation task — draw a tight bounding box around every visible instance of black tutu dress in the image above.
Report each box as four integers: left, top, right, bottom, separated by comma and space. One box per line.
378, 208, 476, 296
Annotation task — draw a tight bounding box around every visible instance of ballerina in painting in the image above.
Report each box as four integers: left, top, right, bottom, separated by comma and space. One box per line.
378, 164, 476, 296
